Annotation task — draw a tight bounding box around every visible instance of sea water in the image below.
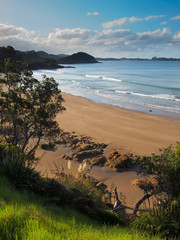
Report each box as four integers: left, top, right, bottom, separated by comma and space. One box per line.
33, 61, 180, 119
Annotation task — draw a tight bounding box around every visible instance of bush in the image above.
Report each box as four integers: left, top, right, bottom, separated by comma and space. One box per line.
137, 144, 180, 200
89, 208, 126, 225
0, 143, 45, 194
132, 199, 180, 239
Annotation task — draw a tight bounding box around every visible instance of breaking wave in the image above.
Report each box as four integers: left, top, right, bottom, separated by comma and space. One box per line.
115, 90, 180, 102
85, 75, 122, 82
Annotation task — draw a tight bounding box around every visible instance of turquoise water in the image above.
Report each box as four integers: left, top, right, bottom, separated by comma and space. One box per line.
34, 61, 180, 119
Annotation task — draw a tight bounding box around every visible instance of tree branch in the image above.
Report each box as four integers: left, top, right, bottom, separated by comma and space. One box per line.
133, 191, 154, 216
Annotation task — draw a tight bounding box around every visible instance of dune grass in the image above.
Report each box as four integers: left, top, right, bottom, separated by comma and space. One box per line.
0, 173, 161, 240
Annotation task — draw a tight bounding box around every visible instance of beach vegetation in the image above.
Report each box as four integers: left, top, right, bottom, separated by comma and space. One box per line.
0, 58, 178, 239
137, 144, 180, 201
0, 167, 161, 240
0, 58, 65, 165
132, 143, 180, 239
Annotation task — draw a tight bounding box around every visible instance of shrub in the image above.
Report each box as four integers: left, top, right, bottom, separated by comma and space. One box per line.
133, 144, 180, 239
137, 144, 180, 200
132, 199, 180, 239
89, 208, 126, 225
0, 143, 45, 193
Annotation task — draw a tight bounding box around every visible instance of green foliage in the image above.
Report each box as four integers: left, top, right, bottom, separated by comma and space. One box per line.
0, 58, 65, 162
0, 139, 47, 194
0, 174, 160, 240
137, 144, 180, 200
133, 144, 180, 239
132, 200, 180, 239
89, 208, 125, 226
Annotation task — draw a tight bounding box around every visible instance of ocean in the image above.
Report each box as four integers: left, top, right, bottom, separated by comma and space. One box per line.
33, 61, 180, 119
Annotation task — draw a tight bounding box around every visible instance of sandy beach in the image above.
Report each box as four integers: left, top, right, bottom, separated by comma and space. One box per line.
58, 93, 180, 156
36, 93, 180, 210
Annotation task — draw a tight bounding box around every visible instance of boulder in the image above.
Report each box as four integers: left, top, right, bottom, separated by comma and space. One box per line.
73, 149, 103, 161
90, 156, 106, 166
105, 151, 133, 169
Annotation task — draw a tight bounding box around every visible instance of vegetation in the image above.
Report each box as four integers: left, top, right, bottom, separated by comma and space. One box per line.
0, 169, 162, 240
0, 59, 179, 239
137, 144, 180, 201
0, 46, 98, 70
0, 58, 65, 163
132, 144, 180, 239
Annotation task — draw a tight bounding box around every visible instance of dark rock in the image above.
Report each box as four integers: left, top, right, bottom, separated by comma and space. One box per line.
73, 149, 103, 161
40, 143, 55, 150
90, 156, 106, 166
105, 151, 133, 169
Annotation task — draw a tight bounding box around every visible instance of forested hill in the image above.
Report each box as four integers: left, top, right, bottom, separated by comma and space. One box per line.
58, 52, 98, 64
0, 46, 98, 70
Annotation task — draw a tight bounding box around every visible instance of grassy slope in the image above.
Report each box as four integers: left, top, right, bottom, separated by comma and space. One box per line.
0, 174, 161, 240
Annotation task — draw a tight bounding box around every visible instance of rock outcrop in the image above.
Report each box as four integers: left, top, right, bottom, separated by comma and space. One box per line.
105, 151, 133, 169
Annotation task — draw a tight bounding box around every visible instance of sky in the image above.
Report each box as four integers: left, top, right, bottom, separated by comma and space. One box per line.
0, 0, 180, 58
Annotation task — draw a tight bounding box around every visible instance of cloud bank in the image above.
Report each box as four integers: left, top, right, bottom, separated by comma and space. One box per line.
0, 23, 180, 57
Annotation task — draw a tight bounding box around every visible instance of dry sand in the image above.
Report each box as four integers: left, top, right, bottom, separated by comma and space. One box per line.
58, 93, 180, 156
36, 93, 180, 210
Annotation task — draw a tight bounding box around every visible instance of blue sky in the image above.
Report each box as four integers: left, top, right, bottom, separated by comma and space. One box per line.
0, 0, 180, 57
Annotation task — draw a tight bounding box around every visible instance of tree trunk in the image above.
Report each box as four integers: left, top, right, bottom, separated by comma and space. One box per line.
133, 192, 154, 216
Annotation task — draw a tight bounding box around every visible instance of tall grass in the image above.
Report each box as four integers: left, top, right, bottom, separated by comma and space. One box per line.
0, 173, 161, 240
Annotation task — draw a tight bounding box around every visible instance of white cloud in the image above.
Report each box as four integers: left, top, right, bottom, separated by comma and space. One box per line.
48, 28, 91, 40
129, 17, 142, 23
86, 12, 99, 16
0, 23, 35, 37
144, 15, 165, 21
171, 15, 180, 20
0, 23, 179, 57
161, 21, 168, 25
102, 15, 166, 29
173, 31, 180, 43
102, 17, 128, 28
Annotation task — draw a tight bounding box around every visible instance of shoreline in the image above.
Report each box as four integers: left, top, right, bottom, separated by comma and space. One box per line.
36, 92, 180, 210
60, 91, 180, 120
57, 92, 180, 156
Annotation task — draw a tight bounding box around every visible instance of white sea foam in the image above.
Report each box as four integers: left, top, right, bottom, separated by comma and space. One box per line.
116, 90, 180, 102
85, 75, 122, 82
72, 80, 80, 85
115, 90, 131, 94
95, 90, 100, 94
34, 61, 180, 118
142, 103, 180, 114
131, 92, 180, 101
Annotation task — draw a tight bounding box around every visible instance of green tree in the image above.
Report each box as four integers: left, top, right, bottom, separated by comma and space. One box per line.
137, 144, 180, 201
0, 58, 65, 164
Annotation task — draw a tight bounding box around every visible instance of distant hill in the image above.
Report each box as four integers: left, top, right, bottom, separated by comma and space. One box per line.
0, 46, 98, 70
97, 57, 180, 61
36, 51, 68, 60
58, 52, 98, 64
0, 46, 61, 70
